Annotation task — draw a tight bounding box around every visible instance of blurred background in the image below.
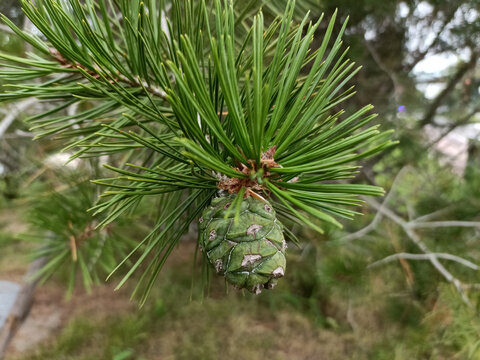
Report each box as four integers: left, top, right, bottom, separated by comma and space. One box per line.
0, 0, 479, 359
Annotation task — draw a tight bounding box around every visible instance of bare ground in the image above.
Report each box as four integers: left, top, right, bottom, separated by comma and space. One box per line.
5, 284, 136, 358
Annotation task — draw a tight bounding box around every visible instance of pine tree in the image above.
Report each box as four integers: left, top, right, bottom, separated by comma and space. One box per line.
0, 0, 395, 301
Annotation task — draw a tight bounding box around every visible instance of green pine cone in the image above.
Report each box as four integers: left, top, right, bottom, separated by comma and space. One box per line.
199, 193, 287, 294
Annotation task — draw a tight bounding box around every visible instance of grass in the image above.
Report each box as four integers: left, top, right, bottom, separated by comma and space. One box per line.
5, 240, 479, 360
2, 184, 480, 360
0, 205, 34, 274
9, 266, 356, 360
10, 315, 148, 360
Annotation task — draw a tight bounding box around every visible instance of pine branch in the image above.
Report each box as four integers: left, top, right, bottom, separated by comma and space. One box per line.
1, 0, 395, 300
48, 48, 167, 99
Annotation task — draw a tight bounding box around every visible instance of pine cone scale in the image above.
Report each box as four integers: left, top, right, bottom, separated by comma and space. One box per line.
200, 194, 287, 293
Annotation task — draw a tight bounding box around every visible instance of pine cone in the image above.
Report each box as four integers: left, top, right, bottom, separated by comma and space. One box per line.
199, 194, 287, 294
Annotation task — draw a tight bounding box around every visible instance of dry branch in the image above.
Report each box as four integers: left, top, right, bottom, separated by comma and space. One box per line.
337, 167, 409, 243
0, 258, 47, 359
335, 165, 479, 306
367, 198, 475, 306
408, 221, 480, 229
368, 252, 479, 271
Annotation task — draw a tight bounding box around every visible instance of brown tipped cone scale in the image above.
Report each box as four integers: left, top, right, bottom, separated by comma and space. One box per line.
199, 193, 287, 294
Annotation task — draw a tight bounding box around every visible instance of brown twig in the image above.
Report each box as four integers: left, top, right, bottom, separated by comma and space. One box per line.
49, 49, 167, 99
68, 221, 106, 262
218, 146, 280, 197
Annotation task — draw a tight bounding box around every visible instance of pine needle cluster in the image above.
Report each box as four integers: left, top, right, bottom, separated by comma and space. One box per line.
0, 0, 395, 300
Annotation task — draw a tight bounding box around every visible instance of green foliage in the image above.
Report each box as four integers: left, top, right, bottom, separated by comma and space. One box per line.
434, 285, 480, 359
24, 170, 135, 295
0, 0, 393, 300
